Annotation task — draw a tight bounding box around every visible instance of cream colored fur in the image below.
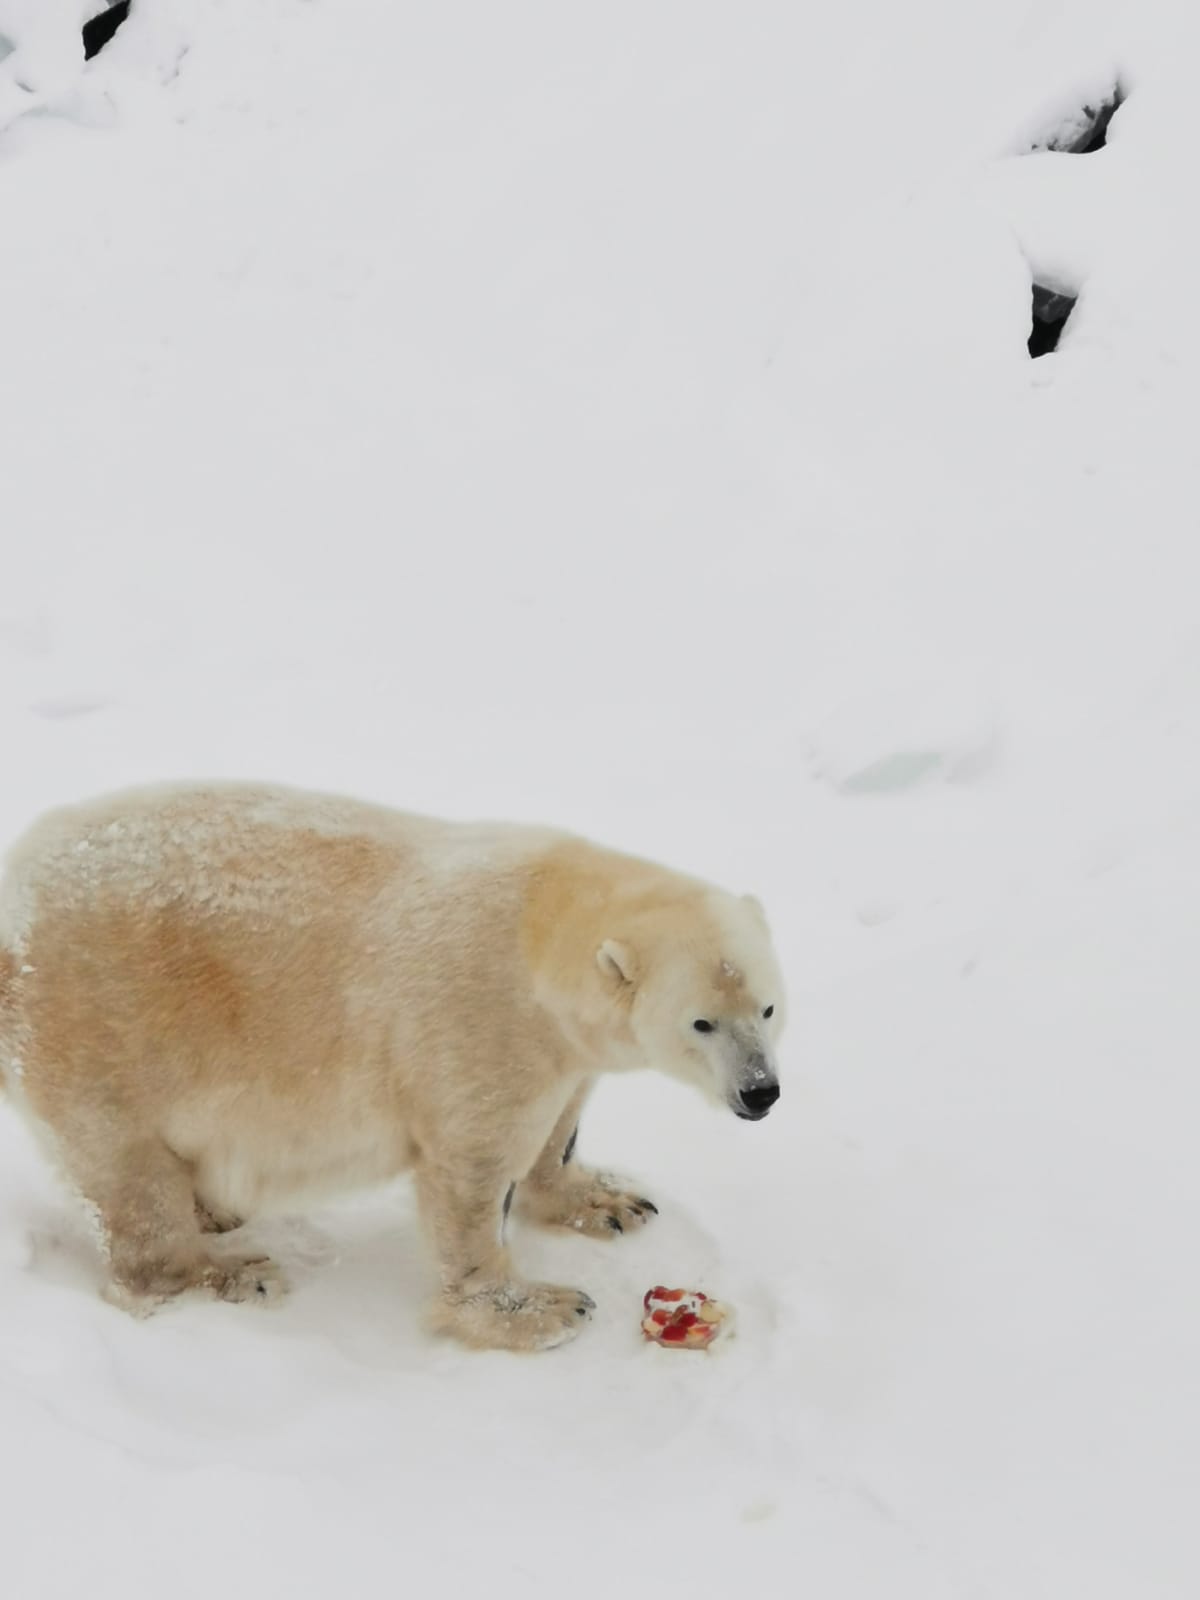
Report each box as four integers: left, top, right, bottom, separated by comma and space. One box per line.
0, 783, 785, 1351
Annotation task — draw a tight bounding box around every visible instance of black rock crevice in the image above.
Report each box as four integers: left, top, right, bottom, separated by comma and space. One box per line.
1028, 285, 1077, 358
82, 0, 131, 61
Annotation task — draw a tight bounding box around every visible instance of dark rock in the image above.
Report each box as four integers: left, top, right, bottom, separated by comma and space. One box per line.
1028, 284, 1077, 358
1027, 85, 1125, 155
82, 0, 131, 61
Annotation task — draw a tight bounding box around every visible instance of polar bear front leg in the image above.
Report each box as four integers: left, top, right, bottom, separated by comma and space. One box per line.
418, 1156, 596, 1352
517, 1083, 659, 1239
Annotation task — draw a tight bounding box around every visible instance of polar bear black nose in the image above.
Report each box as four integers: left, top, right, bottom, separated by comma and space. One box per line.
738, 1082, 780, 1117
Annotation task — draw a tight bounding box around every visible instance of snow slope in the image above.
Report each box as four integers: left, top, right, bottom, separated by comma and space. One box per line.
2, 2, 1198, 1595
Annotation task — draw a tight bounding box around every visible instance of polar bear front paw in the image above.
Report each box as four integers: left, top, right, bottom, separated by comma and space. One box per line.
520, 1171, 658, 1239
201, 1253, 289, 1304
431, 1280, 597, 1352
105, 1251, 288, 1313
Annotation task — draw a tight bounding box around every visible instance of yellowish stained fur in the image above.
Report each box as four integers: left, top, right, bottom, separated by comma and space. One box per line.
0, 783, 784, 1351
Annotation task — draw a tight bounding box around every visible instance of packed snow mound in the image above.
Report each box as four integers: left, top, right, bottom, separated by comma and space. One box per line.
0, 0, 181, 131
0, 0, 87, 125
1010, 71, 1126, 155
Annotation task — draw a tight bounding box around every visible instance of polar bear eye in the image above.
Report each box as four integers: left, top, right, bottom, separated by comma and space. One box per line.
693, 1019, 715, 1034
763, 1005, 774, 1019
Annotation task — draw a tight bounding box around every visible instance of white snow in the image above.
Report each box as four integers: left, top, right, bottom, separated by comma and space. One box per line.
2, 1, 1199, 1596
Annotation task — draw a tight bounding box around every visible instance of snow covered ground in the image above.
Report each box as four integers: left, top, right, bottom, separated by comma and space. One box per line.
2, 1, 1198, 1595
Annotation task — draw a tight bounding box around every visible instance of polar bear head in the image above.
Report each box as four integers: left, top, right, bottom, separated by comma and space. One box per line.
595, 889, 786, 1120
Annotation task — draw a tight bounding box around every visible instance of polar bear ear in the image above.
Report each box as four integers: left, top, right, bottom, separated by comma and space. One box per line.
742, 893, 767, 924
596, 938, 637, 987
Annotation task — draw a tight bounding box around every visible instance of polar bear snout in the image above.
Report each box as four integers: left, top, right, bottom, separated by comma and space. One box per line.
735, 1077, 781, 1120
730, 1049, 780, 1119
736, 1079, 780, 1119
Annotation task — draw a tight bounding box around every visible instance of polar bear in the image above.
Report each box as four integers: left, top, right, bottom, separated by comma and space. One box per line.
0, 784, 785, 1351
